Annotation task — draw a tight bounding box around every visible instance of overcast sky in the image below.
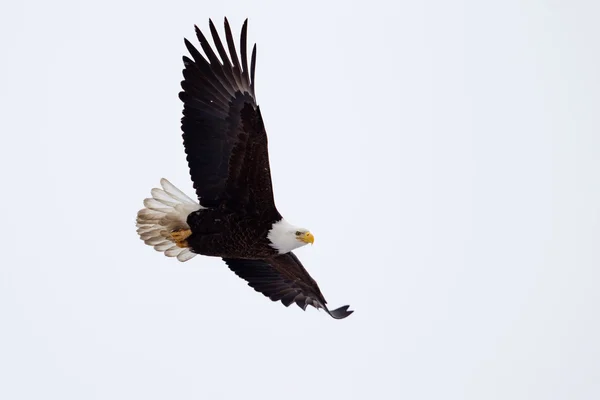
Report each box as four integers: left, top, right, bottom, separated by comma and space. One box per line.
1, 1, 599, 399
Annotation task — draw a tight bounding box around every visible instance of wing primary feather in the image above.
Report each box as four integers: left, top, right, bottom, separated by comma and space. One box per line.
194, 24, 236, 96
224, 17, 244, 90
250, 44, 257, 97
325, 305, 354, 319
195, 23, 222, 66
281, 291, 299, 307
208, 19, 242, 92
240, 19, 250, 89
184, 38, 208, 65
208, 19, 232, 67
295, 296, 309, 311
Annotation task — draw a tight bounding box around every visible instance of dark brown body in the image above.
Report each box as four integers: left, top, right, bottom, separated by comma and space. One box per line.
186, 208, 280, 259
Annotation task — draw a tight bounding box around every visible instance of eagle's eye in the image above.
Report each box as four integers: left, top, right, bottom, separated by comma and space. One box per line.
295, 231, 301, 236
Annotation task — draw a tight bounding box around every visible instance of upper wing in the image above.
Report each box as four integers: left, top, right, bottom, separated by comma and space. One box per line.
223, 253, 353, 319
179, 18, 278, 216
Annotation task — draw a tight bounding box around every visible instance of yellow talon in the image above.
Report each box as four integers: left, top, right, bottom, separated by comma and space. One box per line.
171, 229, 192, 248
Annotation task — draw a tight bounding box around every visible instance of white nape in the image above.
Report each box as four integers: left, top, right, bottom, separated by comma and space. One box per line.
267, 218, 309, 254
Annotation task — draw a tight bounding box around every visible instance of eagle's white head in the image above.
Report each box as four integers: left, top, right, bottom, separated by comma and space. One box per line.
267, 219, 314, 254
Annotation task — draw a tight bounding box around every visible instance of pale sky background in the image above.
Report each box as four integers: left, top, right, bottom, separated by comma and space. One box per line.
1, 1, 599, 399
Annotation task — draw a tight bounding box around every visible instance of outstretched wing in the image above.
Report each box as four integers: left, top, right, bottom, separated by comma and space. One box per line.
223, 253, 353, 319
179, 18, 278, 217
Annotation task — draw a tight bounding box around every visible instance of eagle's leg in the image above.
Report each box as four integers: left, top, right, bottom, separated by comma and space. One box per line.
171, 229, 192, 248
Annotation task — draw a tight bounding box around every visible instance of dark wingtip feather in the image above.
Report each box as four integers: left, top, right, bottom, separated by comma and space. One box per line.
326, 305, 354, 320
209, 18, 233, 68
194, 24, 208, 47
295, 297, 308, 311
250, 43, 257, 96
223, 17, 242, 76
183, 39, 200, 60
281, 291, 298, 307
182, 55, 193, 67
240, 19, 250, 88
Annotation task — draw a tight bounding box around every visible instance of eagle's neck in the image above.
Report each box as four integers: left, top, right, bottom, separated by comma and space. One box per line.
267, 218, 306, 254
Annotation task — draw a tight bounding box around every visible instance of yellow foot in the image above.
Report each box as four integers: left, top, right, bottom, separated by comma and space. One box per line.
171, 228, 192, 248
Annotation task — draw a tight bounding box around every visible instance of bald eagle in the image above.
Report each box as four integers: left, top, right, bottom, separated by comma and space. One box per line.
136, 18, 353, 319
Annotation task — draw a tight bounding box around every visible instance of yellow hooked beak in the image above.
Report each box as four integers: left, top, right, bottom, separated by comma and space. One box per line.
299, 231, 315, 245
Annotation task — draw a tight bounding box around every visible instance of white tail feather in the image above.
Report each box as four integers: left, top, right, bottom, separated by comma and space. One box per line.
136, 178, 202, 262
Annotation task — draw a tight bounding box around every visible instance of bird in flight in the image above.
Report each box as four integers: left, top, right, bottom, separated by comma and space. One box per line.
136, 18, 353, 319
